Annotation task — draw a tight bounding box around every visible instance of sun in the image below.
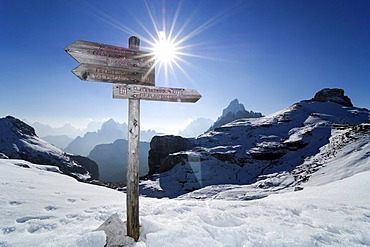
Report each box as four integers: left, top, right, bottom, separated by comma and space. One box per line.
153, 31, 178, 67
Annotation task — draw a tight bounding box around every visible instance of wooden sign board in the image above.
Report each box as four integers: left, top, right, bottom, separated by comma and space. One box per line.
72, 64, 155, 85
113, 84, 202, 103
65, 40, 155, 84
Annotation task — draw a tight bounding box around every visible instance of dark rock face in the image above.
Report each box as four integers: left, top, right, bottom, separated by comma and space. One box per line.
148, 135, 194, 174
68, 154, 99, 180
312, 88, 353, 107
248, 142, 287, 160
159, 153, 188, 173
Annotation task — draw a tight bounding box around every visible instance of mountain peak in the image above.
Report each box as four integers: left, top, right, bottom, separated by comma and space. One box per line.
101, 118, 119, 131
208, 99, 263, 131
221, 99, 246, 117
4, 115, 36, 137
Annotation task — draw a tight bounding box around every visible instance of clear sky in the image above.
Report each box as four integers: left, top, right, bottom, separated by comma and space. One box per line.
1, 0, 369, 134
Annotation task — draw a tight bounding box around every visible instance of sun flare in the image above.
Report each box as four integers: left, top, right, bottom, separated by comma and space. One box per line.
153, 31, 178, 66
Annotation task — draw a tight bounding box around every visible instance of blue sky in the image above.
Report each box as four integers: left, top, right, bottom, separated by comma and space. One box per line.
1, 0, 369, 133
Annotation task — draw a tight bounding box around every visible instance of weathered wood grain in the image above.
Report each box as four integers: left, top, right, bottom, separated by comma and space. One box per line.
126, 98, 140, 241
126, 35, 141, 242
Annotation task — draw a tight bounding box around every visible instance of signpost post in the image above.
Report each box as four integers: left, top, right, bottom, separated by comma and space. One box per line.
65, 36, 201, 241
126, 36, 141, 241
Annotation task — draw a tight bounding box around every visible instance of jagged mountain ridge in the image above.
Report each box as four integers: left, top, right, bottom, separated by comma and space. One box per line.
64, 119, 162, 156
0, 116, 99, 181
207, 98, 263, 132
141, 88, 370, 198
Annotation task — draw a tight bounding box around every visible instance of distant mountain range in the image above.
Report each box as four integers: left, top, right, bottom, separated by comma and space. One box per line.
140, 88, 370, 199
88, 139, 150, 184
0, 97, 267, 186
64, 119, 161, 156
29, 98, 262, 151
29, 120, 103, 149
30, 121, 101, 139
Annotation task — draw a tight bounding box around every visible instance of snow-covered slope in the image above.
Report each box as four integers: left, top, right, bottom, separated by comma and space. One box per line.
143, 89, 370, 198
0, 159, 369, 246
0, 116, 98, 180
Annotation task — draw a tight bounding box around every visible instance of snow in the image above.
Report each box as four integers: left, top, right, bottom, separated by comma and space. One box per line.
1, 158, 369, 247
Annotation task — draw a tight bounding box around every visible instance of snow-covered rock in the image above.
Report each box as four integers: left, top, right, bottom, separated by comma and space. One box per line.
143, 89, 370, 198
0, 116, 98, 181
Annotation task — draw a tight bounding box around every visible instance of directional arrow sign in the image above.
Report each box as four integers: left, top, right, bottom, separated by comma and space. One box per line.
65, 40, 155, 83
72, 64, 155, 86
113, 84, 202, 103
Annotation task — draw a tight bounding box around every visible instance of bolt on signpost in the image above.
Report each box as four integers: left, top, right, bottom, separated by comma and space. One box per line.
65, 36, 201, 241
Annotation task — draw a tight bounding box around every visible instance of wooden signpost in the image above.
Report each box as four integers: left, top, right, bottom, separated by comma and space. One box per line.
65, 36, 201, 241
65, 39, 155, 85
113, 84, 201, 103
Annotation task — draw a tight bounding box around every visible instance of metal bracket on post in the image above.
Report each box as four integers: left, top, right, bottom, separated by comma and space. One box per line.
127, 36, 140, 241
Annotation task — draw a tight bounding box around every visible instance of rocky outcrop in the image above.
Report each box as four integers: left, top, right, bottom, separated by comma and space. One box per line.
248, 142, 287, 160
312, 88, 353, 107
148, 135, 194, 174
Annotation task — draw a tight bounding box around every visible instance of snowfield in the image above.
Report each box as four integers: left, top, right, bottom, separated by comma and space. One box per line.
1, 158, 369, 247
